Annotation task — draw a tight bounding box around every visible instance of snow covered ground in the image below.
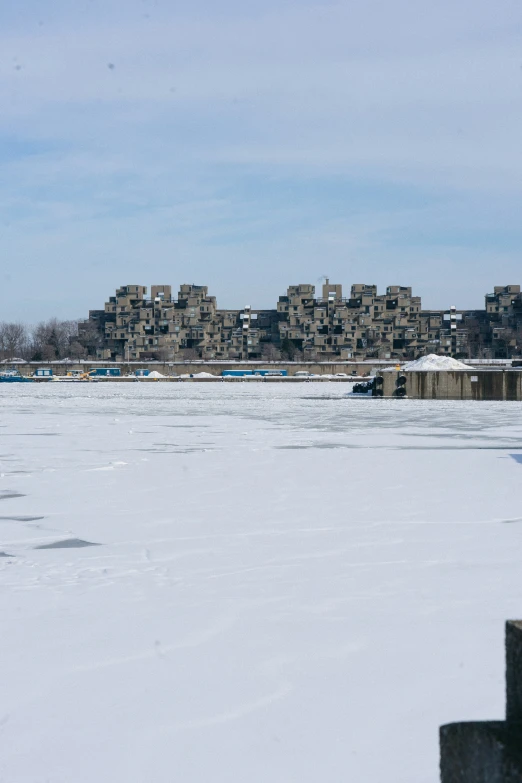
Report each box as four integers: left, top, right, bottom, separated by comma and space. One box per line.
1, 383, 522, 783
382, 353, 472, 371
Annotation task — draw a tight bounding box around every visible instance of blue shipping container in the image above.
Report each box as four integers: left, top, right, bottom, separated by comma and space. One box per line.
89, 368, 121, 377
252, 369, 288, 376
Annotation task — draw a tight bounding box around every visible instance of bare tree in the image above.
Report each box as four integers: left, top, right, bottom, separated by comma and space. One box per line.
149, 343, 177, 362
181, 348, 200, 361
0, 322, 29, 360
31, 321, 57, 359
62, 320, 79, 342
69, 341, 87, 360
280, 338, 298, 360
261, 343, 281, 361
77, 320, 103, 358
30, 319, 80, 360
40, 344, 57, 361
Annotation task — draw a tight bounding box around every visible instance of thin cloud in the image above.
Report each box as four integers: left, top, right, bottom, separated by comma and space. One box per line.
0, 0, 521, 319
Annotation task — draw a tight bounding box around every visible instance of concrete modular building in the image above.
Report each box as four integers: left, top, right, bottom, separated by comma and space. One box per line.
78, 281, 522, 362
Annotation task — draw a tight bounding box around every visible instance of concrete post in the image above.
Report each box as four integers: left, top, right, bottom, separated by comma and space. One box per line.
506, 621, 522, 724
440, 621, 522, 782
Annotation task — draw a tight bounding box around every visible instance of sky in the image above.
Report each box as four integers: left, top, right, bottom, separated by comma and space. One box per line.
1, 0, 521, 321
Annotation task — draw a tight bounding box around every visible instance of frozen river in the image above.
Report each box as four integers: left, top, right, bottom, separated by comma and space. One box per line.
1, 383, 522, 782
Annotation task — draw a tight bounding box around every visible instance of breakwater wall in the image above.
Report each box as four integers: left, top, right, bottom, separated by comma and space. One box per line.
440, 621, 522, 782
378, 371, 522, 401
95, 376, 355, 383
10, 361, 385, 378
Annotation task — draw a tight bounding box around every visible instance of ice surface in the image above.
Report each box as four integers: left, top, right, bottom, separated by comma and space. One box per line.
1, 383, 522, 782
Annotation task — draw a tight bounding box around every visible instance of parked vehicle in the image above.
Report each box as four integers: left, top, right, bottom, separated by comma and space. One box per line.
352, 381, 373, 395
352, 377, 384, 396
52, 370, 96, 382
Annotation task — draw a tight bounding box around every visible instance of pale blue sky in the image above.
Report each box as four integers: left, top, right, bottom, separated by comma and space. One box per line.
1, 0, 521, 320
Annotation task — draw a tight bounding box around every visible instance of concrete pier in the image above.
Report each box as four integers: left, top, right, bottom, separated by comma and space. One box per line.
440, 621, 522, 782
378, 371, 522, 400
3, 360, 378, 378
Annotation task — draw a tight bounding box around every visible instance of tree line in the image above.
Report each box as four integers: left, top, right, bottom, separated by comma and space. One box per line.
0, 322, 313, 363
0, 319, 88, 362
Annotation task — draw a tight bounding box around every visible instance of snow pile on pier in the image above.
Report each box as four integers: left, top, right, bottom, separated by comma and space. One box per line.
147, 370, 165, 378
401, 354, 472, 371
